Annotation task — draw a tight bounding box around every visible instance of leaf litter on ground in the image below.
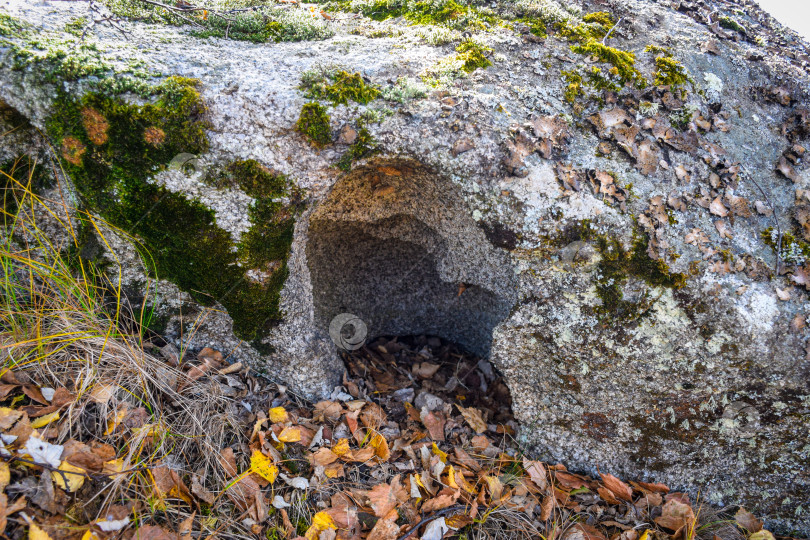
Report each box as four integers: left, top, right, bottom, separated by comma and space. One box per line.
0, 329, 794, 540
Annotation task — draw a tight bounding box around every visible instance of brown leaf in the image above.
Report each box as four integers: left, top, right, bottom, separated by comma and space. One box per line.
539, 495, 554, 521
219, 447, 238, 478
565, 524, 607, 540
776, 155, 799, 182
178, 512, 195, 540
313, 401, 343, 423
453, 447, 481, 472
654, 499, 695, 532
360, 402, 387, 430
311, 447, 339, 467
367, 509, 400, 540
599, 472, 633, 501
734, 508, 763, 533
226, 474, 261, 513
554, 471, 588, 490
131, 525, 179, 540
709, 197, 729, 217
22, 385, 48, 405
0, 408, 22, 430
367, 475, 408, 518
421, 410, 446, 441
421, 488, 459, 513
597, 486, 621, 504
457, 405, 487, 434
715, 220, 733, 239
522, 458, 547, 490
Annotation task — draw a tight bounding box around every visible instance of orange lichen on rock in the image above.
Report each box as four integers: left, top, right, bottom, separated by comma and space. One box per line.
80, 107, 109, 145
144, 126, 166, 147
60, 137, 86, 166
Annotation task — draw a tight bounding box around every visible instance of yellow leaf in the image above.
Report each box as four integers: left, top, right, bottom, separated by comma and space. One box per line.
81, 531, 103, 540
332, 438, 350, 457
304, 511, 336, 540
52, 460, 85, 492
431, 442, 448, 463
0, 461, 9, 490
28, 523, 53, 540
369, 431, 390, 461
104, 408, 127, 435
268, 407, 289, 423
638, 530, 649, 540
456, 405, 487, 434
31, 411, 60, 429
103, 458, 125, 475
250, 450, 278, 484
446, 464, 459, 489
277, 426, 301, 443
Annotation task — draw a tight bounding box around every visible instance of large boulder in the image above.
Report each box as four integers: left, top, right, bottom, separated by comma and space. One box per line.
1, 0, 808, 533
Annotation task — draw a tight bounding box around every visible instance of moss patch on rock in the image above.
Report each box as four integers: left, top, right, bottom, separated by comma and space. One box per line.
47, 77, 299, 345
455, 39, 492, 73
581, 224, 687, 323
300, 68, 381, 106
296, 102, 332, 147
102, 0, 333, 43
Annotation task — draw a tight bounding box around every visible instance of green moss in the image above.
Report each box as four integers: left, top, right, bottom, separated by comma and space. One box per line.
296, 102, 332, 147
337, 127, 378, 171
762, 228, 809, 265
583, 226, 686, 323
718, 16, 746, 34
561, 70, 584, 104
46, 77, 298, 344
206, 159, 288, 199
569, 40, 646, 89
64, 17, 88, 37
645, 46, 692, 95
1, 15, 154, 95
455, 40, 492, 73
581, 11, 614, 28
103, 1, 333, 43
0, 12, 27, 36
314, 0, 496, 31
300, 69, 381, 105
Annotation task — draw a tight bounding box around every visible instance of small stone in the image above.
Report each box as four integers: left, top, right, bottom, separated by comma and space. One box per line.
392, 388, 415, 402
414, 392, 444, 412
338, 124, 358, 145
452, 138, 475, 157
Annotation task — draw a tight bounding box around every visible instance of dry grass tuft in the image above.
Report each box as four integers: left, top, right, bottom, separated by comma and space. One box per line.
0, 164, 250, 535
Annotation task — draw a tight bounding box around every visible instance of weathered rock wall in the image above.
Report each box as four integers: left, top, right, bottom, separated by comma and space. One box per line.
1, 0, 808, 533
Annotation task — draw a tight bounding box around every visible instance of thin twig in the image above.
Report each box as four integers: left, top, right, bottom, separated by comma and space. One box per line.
601, 17, 623, 44
396, 505, 478, 540
741, 164, 782, 274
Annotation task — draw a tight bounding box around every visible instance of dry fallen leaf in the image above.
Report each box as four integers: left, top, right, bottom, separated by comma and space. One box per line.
523, 458, 547, 490
709, 197, 729, 217
600, 472, 633, 501
277, 426, 302, 443
52, 460, 86, 492
250, 449, 278, 484
654, 499, 695, 531
734, 507, 763, 533
457, 405, 487, 434
366, 475, 408, 518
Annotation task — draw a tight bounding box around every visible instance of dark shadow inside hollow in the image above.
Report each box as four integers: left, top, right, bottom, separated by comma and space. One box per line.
306, 159, 516, 357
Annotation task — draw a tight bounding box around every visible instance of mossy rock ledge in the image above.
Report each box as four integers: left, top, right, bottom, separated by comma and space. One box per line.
2, 0, 809, 533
